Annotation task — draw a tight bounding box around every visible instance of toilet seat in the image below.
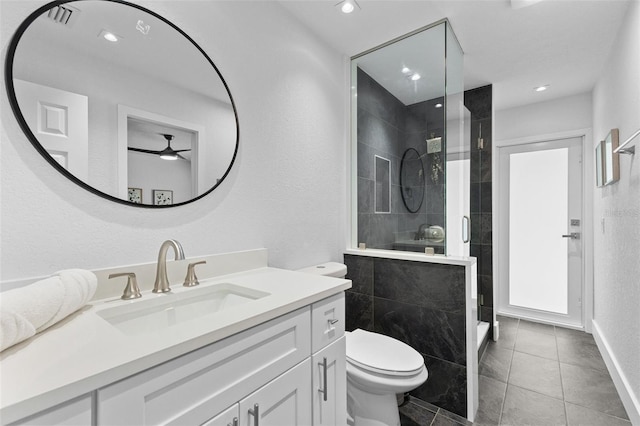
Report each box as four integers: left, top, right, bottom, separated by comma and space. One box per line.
346, 329, 424, 377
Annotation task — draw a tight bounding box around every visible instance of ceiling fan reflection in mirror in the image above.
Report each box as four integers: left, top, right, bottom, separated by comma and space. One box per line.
128, 133, 190, 161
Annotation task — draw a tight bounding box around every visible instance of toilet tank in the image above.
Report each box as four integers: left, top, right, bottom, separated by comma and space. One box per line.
297, 262, 347, 278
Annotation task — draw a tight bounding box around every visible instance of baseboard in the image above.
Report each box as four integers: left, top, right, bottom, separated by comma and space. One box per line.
592, 320, 640, 424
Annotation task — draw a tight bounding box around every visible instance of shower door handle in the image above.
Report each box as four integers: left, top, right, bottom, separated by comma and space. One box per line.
462, 216, 471, 243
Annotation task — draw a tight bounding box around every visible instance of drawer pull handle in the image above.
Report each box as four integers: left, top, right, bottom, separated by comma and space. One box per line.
318, 356, 328, 402
328, 318, 339, 325
248, 403, 259, 426
227, 418, 238, 426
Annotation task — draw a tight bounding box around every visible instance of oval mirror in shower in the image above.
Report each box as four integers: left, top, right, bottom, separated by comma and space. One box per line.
399, 148, 425, 213
5, 0, 239, 207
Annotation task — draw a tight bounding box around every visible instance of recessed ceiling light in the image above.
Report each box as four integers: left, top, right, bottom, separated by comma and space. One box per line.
435, 103, 443, 108
337, 0, 359, 14
411, 73, 421, 81
402, 67, 411, 74
534, 85, 549, 92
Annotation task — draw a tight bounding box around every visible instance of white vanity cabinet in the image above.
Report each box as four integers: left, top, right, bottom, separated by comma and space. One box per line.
203, 359, 313, 426
201, 404, 239, 426
312, 337, 346, 426
95, 292, 346, 426
7, 395, 93, 426
310, 293, 347, 426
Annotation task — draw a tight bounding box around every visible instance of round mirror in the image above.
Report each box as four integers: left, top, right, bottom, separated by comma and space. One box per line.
399, 148, 425, 213
5, 0, 239, 207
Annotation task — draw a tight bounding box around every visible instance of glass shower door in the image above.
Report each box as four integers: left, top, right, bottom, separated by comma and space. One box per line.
444, 24, 470, 257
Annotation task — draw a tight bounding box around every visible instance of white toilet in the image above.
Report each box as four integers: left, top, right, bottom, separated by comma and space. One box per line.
299, 262, 429, 426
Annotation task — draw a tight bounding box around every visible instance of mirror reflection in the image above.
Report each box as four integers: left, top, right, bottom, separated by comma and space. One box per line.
8, 0, 238, 206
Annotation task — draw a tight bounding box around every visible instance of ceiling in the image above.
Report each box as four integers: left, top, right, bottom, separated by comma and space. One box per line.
18, 1, 232, 105
279, 0, 631, 111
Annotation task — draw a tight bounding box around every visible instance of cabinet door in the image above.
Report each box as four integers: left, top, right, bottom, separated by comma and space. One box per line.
239, 359, 312, 426
98, 307, 310, 425
202, 404, 239, 426
312, 337, 346, 426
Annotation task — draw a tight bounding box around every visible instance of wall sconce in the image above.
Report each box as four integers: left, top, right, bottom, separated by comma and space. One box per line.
613, 128, 639, 155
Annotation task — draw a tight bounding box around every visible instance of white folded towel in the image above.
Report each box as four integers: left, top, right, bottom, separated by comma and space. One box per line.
0, 269, 97, 352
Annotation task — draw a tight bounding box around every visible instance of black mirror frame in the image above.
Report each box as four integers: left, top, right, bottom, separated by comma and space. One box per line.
4, 0, 239, 208
399, 147, 425, 214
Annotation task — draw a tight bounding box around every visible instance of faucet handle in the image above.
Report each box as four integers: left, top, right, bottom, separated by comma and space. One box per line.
183, 261, 207, 287
109, 272, 142, 300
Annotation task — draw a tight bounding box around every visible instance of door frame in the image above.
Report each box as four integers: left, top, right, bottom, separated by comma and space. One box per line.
493, 128, 594, 332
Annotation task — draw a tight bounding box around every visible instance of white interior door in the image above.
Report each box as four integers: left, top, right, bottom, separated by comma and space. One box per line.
498, 137, 583, 327
14, 79, 88, 181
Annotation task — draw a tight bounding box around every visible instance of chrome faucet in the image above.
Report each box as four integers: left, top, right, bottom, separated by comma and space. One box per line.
153, 239, 185, 293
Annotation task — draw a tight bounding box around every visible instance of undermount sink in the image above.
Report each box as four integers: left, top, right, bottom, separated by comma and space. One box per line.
97, 283, 270, 336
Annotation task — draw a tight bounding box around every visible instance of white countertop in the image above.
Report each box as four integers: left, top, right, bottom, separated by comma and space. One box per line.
0, 266, 351, 424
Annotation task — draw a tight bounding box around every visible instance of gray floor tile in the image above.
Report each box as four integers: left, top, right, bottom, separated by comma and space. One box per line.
515, 328, 558, 360
501, 385, 566, 426
565, 402, 631, 426
497, 315, 519, 330
479, 343, 513, 383
560, 362, 629, 420
494, 324, 517, 350
431, 412, 467, 426
557, 335, 607, 371
518, 320, 556, 335
509, 351, 563, 399
474, 375, 507, 426
554, 327, 597, 346
399, 401, 437, 426
436, 407, 472, 426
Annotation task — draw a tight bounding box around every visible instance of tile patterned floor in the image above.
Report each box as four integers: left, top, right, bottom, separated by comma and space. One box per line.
400, 316, 631, 426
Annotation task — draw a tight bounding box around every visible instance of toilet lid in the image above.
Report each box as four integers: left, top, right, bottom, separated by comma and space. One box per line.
346, 329, 424, 375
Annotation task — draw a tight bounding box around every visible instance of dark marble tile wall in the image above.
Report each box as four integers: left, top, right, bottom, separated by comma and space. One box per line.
357, 67, 446, 252
344, 254, 468, 417
357, 68, 406, 249
400, 98, 446, 254
464, 85, 494, 336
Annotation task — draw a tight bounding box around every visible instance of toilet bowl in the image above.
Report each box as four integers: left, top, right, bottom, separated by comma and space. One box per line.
298, 262, 428, 426
346, 329, 428, 426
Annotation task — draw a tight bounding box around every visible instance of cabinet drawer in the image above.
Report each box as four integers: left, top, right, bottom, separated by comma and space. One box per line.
8, 394, 93, 426
98, 307, 311, 425
311, 293, 345, 353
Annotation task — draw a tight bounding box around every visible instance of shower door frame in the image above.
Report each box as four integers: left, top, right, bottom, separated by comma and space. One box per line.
493, 128, 594, 332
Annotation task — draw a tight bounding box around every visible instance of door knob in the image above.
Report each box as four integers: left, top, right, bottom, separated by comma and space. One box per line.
561, 232, 580, 240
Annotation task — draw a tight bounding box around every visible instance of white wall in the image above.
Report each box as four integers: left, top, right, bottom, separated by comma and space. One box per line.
591, 0, 640, 422
0, 1, 347, 281
495, 92, 592, 142
13, 28, 235, 197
